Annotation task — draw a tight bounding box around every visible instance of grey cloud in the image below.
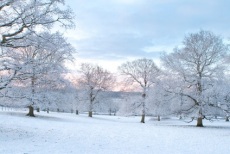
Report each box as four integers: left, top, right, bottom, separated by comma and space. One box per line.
65, 0, 230, 62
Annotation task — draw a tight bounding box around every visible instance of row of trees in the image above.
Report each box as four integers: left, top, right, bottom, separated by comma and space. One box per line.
75, 30, 230, 127
1, 1, 230, 127
2, 29, 230, 128
117, 30, 230, 127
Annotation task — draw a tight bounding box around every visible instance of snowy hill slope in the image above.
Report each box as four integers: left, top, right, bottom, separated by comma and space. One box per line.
0, 110, 230, 154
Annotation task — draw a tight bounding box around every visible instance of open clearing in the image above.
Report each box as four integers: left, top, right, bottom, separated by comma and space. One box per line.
1, 110, 230, 154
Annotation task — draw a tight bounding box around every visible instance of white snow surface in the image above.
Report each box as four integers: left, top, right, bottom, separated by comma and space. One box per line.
1, 110, 230, 154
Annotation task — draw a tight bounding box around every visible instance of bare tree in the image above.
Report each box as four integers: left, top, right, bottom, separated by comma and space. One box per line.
0, 0, 75, 92
118, 58, 160, 123
147, 80, 174, 121
0, 0, 74, 48
78, 63, 115, 117
5, 32, 75, 116
162, 30, 228, 127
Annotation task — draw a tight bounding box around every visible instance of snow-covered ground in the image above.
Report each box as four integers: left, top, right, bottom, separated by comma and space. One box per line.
1, 110, 230, 154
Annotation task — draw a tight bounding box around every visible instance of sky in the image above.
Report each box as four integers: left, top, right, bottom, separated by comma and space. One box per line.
63, 0, 230, 72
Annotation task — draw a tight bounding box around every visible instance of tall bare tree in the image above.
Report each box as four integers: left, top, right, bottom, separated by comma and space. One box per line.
5, 32, 75, 116
78, 63, 115, 117
0, 0, 75, 92
162, 30, 228, 127
118, 58, 160, 123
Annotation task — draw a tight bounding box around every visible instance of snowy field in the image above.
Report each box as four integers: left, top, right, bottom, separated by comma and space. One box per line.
1, 110, 230, 154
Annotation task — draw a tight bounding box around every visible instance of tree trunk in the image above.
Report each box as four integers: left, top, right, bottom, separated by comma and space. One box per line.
89, 111, 93, 117
226, 116, 229, 122
27, 105, 35, 117
141, 92, 146, 123
76, 110, 78, 115
196, 117, 203, 127
141, 114, 145, 123
196, 107, 203, 127
89, 89, 94, 118
157, 115, 160, 121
